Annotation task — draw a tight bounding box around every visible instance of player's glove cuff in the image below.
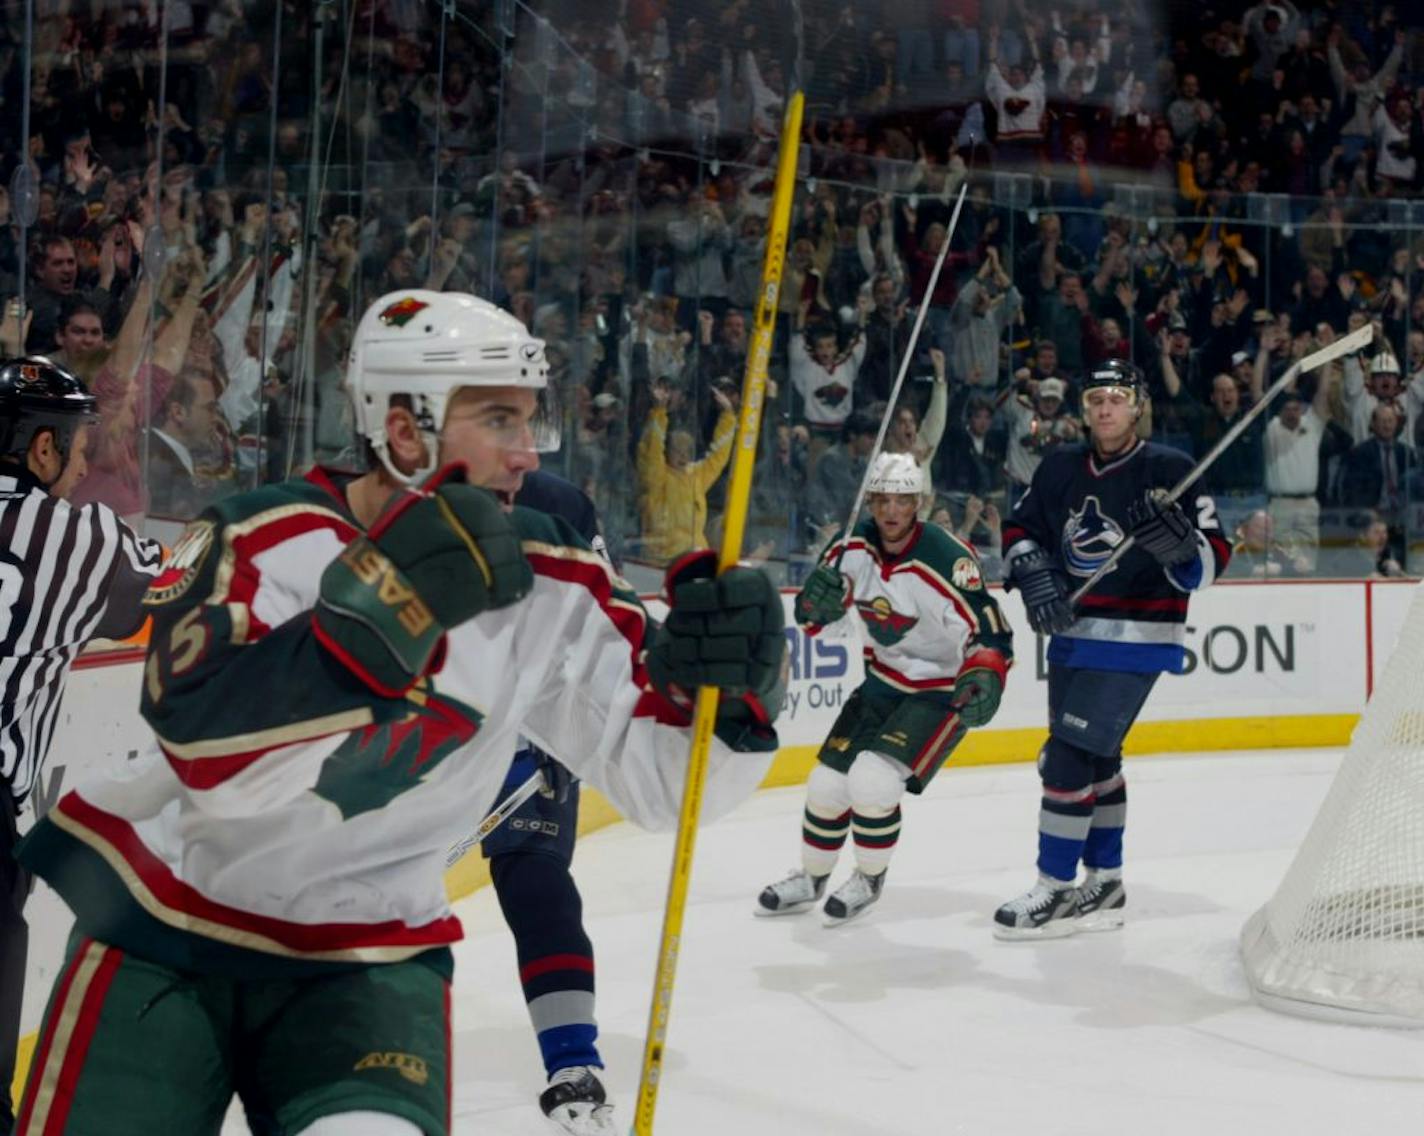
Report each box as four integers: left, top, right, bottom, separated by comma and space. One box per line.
1007, 544, 1074, 636
953, 646, 1008, 728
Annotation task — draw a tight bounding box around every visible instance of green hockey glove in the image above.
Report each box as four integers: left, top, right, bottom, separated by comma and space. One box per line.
646, 550, 787, 751
794, 563, 850, 628
953, 646, 1009, 728
314, 464, 533, 695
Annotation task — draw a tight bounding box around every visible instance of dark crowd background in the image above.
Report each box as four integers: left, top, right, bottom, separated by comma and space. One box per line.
5, 0, 1424, 587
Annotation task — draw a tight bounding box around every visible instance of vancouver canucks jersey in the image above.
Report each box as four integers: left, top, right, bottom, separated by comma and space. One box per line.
806, 519, 1013, 696
1003, 439, 1230, 674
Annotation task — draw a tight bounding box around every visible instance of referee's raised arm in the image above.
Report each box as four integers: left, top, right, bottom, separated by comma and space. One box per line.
0, 356, 161, 1131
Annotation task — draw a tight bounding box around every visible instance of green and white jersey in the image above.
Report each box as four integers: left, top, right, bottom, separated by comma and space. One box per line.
807, 520, 1013, 698
20, 468, 773, 977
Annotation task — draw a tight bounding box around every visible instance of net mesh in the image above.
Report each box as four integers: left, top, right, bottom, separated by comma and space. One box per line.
1241, 582, 1424, 1026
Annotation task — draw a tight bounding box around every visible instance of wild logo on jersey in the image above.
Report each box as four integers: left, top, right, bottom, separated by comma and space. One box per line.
1062, 495, 1125, 578
314, 689, 483, 819
854, 596, 919, 646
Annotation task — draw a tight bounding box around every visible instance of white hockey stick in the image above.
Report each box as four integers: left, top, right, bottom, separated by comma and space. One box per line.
836, 180, 969, 549
444, 769, 544, 867
1069, 322, 1374, 605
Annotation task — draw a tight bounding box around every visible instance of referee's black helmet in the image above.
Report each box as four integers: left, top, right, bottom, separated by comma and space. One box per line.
0, 355, 98, 464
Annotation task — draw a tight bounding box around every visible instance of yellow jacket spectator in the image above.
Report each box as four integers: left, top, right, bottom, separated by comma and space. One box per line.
637, 384, 736, 562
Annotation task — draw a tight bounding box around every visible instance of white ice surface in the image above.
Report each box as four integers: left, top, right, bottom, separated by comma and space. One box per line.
229, 749, 1424, 1135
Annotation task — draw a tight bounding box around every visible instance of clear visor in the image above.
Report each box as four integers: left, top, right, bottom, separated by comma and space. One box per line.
440, 383, 563, 454
529, 383, 562, 454
1082, 385, 1139, 410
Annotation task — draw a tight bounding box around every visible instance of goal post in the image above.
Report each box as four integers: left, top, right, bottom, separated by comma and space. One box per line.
1240, 580, 1424, 1028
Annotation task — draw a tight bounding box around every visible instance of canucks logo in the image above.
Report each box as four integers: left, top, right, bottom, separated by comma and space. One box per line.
854, 596, 919, 646
1061, 496, 1125, 578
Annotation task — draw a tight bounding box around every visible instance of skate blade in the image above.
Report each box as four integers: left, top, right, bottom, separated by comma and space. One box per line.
992, 918, 1081, 942
545, 1102, 618, 1136
821, 903, 877, 928
753, 899, 818, 917
1075, 909, 1125, 932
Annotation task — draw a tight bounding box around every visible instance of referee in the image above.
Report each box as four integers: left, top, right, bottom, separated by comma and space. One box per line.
0, 356, 161, 1132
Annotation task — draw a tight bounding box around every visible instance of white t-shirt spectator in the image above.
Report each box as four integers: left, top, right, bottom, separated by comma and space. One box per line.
1265, 407, 1323, 496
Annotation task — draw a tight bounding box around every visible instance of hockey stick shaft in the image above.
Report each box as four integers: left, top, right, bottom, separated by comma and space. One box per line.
443, 770, 543, 868
837, 181, 969, 549
631, 91, 805, 1136
1069, 323, 1373, 605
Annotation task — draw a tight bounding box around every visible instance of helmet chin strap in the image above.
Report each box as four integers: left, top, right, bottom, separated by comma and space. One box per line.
374, 429, 440, 486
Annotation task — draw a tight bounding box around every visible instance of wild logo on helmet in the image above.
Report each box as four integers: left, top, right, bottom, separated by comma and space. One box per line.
378, 296, 430, 327
1061, 496, 1125, 578
854, 595, 919, 646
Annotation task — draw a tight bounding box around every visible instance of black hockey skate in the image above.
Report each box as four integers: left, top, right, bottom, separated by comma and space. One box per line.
755, 868, 828, 916
1073, 871, 1126, 931
822, 869, 885, 926
540, 1065, 618, 1136
993, 876, 1080, 940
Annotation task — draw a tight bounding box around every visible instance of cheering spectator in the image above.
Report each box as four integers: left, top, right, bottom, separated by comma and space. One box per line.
1002, 373, 1081, 501
1265, 374, 1331, 573
635, 379, 736, 564
883, 347, 949, 517
790, 300, 867, 469
948, 246, 1021, 392
985, 25, 1046, 166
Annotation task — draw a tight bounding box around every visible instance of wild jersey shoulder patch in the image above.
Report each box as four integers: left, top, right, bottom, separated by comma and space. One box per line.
145, 519, 215, 605
951, 555, 983, 591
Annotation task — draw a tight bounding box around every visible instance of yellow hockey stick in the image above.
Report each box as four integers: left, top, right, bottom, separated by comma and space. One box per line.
630, 90, 805, 1136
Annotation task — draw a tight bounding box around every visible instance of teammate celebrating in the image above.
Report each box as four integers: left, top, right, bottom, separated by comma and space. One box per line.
756, 452, 1012, 926
13, 292, 785, 1136
0, 357, 161, 1132
994, 358, 1230, 940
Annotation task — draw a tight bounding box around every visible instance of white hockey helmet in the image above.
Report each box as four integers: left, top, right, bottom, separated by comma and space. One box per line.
348, 290, 557, 482
1370, 349, 1401, 377
865, 451, 926, 497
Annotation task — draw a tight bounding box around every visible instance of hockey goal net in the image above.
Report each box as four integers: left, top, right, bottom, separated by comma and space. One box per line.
1241, 581, 1424, 1028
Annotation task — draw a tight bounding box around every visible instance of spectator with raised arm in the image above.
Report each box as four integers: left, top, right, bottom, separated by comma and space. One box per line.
1264, 325, 1332, 571
985, 23, 1046, 167
635, 378, 737, 564
948, 246, 1021, 395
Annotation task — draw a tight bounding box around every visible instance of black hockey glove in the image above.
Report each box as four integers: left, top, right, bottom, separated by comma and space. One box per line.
1127, 488, 1199, 568
646, 550, 787, 752
314, 463, 533, 696
1006, 544, 1074, 636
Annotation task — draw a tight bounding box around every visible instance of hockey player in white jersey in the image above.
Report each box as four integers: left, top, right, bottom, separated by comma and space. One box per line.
756, 453, 1012, 925
13, 291, 785, 1135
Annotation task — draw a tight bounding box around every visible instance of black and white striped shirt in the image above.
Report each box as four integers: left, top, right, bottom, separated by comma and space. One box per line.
0, 468, 162, 806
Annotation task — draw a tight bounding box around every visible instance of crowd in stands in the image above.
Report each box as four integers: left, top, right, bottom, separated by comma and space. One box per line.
5, 0, 1424, 580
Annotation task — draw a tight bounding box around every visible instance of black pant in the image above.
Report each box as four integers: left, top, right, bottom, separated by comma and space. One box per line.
0, 794, 29, 1133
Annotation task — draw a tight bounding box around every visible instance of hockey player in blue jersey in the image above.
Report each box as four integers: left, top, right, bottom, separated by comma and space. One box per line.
994, 358, 1231, 939
487, 468, 618, 1135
